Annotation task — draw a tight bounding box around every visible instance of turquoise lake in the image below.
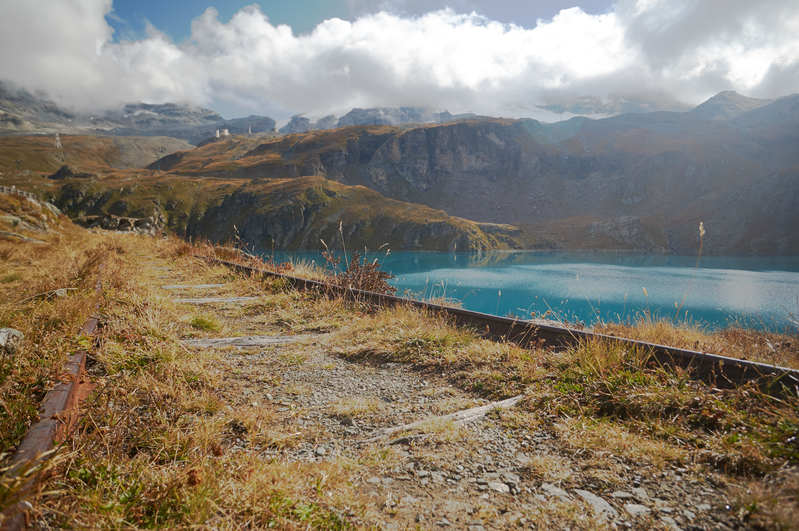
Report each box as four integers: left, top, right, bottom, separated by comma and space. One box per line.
269, 251, 799, 331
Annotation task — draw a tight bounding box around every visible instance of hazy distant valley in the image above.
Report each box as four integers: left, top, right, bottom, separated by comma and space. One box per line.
1, 82, 797, 255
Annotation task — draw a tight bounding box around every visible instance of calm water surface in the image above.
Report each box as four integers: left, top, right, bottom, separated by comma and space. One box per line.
269, 251, 799, 331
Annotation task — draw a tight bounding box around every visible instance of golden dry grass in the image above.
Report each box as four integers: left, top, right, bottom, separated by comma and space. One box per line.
2, 215, 797, 528
597, 317, 799, 369
0, 198, 105, 455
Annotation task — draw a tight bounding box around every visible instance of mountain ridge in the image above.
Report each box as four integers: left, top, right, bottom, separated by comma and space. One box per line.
144, 93, 799, 254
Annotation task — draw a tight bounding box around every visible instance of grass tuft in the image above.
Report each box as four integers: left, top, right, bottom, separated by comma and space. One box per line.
190, 315, 220, 331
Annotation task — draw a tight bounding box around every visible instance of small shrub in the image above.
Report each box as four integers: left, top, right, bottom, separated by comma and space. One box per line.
322, 250, 395, 295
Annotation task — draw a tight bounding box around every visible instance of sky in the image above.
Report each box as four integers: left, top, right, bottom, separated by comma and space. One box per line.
1, 0, 798, 120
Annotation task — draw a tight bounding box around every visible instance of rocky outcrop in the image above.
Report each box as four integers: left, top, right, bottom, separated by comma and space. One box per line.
313, 115, 338, 130
0, 189, 64, 243
48, 165, 94, 180
54, 183, 166, 234
74, 212, 165, 234
279, 115, 312, 134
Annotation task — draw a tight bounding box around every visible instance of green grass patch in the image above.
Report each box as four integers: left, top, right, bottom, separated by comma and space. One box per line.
1, 273, 21, 283
190, 315, 220, 331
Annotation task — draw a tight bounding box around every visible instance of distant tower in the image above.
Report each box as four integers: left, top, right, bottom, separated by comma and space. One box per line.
248, 124, 252, 135
54, 132, 62, 150
222, 128, 230, 137
215, 129, 220, 139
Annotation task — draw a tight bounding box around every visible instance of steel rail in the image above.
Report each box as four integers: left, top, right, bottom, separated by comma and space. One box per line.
211, 258, 799, 396
1, 273, 102, 531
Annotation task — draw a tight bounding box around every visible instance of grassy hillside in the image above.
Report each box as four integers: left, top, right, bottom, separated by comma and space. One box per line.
192, 175, 521, 251
0, 135, 193, 176
51, 173, 521, 252
0, 134, 525, 252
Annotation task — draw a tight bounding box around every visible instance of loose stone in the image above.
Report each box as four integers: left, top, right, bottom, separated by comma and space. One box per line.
574, 489, 619, 520
0, 328, 23, 356
488, 481, 510, 494
624, 503, 651, 517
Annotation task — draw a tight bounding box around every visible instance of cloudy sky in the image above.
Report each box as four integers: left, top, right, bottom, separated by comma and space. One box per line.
1, 0, 798, 120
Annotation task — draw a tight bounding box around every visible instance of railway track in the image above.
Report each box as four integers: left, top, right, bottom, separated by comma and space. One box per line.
212, 258, 799, 396
1, 275, 101, 531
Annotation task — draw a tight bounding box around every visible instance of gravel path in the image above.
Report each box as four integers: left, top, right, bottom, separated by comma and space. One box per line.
166, 271, 741, 530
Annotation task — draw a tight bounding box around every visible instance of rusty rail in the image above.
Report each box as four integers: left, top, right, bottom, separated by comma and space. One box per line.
211, 258, 799, 396
1, 280, 102, 530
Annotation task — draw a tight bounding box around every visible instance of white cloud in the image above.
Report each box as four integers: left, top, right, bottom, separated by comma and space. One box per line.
1, 0, 798, 118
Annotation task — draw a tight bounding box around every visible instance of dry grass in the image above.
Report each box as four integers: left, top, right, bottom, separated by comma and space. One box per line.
3, 214, 798, 528
0, 199, 105, 457
732, 468, 799, 529
328, 397, 381, 419
19, 234, 357, 528
597, 317, 799, 369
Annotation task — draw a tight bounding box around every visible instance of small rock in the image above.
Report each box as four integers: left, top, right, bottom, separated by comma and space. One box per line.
574, 489, 619, 520
0, 328, 23, 356
314, 446, 327, 456
515, 452, 532, 465
367, 476, 381, 485
415, 513, 424, 523
501, 471, 521, 486
488, 481, 510, 494
697, 503, 711, 511
683, 509, 696, 520
436, 517, 452, 527
540, 483, 572, 501
632, 487, 650, 501
612, 491, 635, 499
624, 504, 651, 517
660, 516, 680, 530
442, 500, 469, 513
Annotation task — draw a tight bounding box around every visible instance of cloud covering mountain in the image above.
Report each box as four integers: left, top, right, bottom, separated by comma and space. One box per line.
1, 0, 798, 118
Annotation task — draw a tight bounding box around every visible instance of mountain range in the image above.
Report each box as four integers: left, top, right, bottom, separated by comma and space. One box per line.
0, 82, 471, 142
0, 84, 796, 255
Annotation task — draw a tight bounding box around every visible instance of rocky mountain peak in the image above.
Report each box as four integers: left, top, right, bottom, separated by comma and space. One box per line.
690, 90, 772, 120
279, 115, 312, 134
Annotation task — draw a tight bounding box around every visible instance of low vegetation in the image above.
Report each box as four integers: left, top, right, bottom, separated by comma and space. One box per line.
1, 199, 797, 528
